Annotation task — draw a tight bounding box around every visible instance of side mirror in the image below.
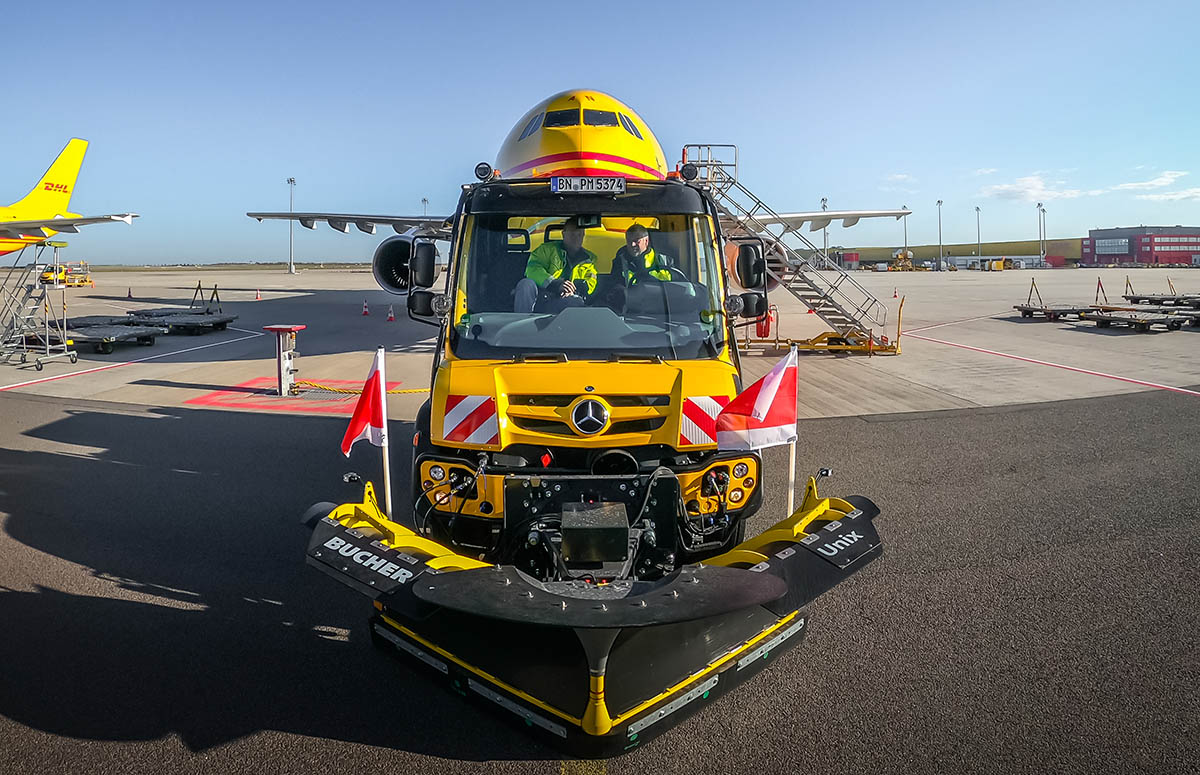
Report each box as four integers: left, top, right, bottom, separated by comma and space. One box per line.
736, 243, 765, 289
409, 242, 439, 288
408, 289, 435, 317
740, 292, 766, 318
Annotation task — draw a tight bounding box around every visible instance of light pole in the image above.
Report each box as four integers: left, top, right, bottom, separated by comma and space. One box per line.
287, 177, 297, 274
1036, 202, 1045, 262
975, 206, 981, 262
1041, 206, 1048, 263
820, 197, 828, 262
936, 200, 943, 271
421, 197, 429, 217
902, 204, 908, 264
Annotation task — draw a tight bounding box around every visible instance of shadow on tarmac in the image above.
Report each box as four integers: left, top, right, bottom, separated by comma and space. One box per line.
23, 291, 438, 373
0, 401, 554, 761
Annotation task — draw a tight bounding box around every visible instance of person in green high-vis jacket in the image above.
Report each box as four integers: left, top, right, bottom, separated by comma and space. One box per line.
514, 219, 598, 313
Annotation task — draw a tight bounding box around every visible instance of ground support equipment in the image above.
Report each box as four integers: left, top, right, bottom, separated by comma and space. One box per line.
1014, 277, 1106, 321
128, 310, 237, 334
680, 144, 894, 353
1121, 293, 1200, 308
1, 258, 77, 370
1081, 309, 1190, 332
738, 298, 903, 355
304, 477, 882, 758
65, 324, 167, 354
1012, 303, 1093, 321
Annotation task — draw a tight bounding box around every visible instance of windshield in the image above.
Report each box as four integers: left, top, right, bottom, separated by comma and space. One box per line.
449, 198, 727, 361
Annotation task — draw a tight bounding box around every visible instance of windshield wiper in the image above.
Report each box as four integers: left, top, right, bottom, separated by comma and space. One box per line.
607, 352, 663, 363
510, 352, 569, 363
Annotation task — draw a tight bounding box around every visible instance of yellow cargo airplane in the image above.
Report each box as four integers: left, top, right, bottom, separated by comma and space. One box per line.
248, 89, 908, 290
0, 138, 137, 257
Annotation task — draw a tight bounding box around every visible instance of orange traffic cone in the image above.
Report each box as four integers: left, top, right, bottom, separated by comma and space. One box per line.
806, 307, 815, 314
893, 287, 898, 299
255, 289, 261, 301
127, 287, 133, 299
362, 300, 370, 316
387, 305, 395, 322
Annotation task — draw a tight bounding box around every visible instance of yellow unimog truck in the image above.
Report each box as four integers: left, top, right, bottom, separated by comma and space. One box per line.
295, 90, 883, 758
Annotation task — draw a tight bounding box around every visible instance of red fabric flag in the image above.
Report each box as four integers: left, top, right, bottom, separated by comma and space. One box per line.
715, 348, 798, 450
340, 348, 389, 457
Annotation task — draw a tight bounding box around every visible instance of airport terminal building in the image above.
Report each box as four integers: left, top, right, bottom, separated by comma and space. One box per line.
1081, 226, 1200, 266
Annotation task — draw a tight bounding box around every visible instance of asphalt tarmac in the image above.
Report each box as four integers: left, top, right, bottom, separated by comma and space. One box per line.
1, 383, 1196, 774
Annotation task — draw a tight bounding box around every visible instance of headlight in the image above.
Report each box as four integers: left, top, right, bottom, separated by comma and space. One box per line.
728, 488, 744, 504
429, 465, 446, 481
732, 462, 749, 478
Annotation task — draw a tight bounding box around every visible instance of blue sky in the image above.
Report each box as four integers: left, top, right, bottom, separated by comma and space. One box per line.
3, 0, 1198, 264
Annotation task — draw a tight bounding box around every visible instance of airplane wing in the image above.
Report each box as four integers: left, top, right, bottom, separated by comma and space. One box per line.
246, 212, 451, 239
0, 213, 138, 239
725, 209, 911, 232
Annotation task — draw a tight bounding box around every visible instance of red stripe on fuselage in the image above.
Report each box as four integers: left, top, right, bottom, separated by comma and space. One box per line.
502, 151, 665, 179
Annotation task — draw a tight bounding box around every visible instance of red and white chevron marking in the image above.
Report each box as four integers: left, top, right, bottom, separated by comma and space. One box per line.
442, 395, 499, 445
679, 395, 729, 446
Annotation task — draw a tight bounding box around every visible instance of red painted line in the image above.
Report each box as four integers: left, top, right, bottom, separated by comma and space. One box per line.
0, 331, 264, 392
502, 151, 665, 179
905, 332, 1200, 397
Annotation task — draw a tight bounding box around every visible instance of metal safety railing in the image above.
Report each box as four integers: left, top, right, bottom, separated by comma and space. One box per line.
681, 144, 889, 345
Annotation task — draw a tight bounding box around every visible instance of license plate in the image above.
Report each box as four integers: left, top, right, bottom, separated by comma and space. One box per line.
551, 176, 626, 194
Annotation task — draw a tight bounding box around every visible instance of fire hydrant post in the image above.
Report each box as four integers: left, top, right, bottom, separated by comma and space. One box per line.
263, 324, 306, 396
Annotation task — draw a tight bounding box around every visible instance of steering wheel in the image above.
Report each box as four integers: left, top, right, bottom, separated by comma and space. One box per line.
665, 267, 689, 282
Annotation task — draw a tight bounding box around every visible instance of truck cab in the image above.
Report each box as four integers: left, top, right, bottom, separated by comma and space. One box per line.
407, 176, 766, 581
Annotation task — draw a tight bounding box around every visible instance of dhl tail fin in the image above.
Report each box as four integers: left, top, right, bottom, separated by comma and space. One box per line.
9, 138, 88, 215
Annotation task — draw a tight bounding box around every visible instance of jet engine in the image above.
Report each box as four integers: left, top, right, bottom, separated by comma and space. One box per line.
372, 236, 414, 294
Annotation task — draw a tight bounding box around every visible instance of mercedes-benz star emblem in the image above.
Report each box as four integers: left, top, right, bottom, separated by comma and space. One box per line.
571, 399, 608, 435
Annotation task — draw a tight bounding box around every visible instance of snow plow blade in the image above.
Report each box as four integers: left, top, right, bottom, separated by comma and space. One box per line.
304, 479, 881, 758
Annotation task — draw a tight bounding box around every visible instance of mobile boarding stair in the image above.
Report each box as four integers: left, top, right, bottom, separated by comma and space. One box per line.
681, 144, 901, 354
0, 253, 78, 370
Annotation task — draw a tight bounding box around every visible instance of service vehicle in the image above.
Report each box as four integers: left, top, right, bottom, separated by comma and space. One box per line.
254, 90, 884, 757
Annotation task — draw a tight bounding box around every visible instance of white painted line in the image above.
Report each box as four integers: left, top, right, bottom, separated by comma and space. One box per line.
905, 332, 1200, 398
0, 331, 265, 392
906, 311, 1008, 334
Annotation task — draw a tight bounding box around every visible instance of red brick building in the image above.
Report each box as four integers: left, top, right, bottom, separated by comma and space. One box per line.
1081, 226, 1200, 266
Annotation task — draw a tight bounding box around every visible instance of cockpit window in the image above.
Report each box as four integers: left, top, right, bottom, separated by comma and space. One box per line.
618, 113, 643, 140
518, 112, 543, 141
583, 109, 619, 127
543, 109, 580, 128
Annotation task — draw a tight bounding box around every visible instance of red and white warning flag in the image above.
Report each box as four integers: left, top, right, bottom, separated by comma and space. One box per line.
715, 348, 798, 450
341, 347, 389, 457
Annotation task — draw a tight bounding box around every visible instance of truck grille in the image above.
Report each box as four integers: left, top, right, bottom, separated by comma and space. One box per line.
509, 416, 667, 436
508, 394, 670, 408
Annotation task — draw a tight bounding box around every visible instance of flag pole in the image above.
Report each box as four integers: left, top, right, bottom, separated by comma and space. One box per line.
376, 345, 393, 517
786, 344, 798, 516
787, 440, 796, 516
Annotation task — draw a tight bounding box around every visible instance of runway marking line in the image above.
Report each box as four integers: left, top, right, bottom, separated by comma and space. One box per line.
906, 310, 1009, 334
185, 377, 408, 415
905, 332, 1200, 397
0, 331, 264, 392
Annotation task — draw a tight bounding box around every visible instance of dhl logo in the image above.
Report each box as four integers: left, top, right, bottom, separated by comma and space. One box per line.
42, 182, 70, 194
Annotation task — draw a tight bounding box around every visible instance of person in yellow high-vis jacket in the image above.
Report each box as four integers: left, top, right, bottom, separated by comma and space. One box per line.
514, 219, 598, 313
611, 224, 675, 286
